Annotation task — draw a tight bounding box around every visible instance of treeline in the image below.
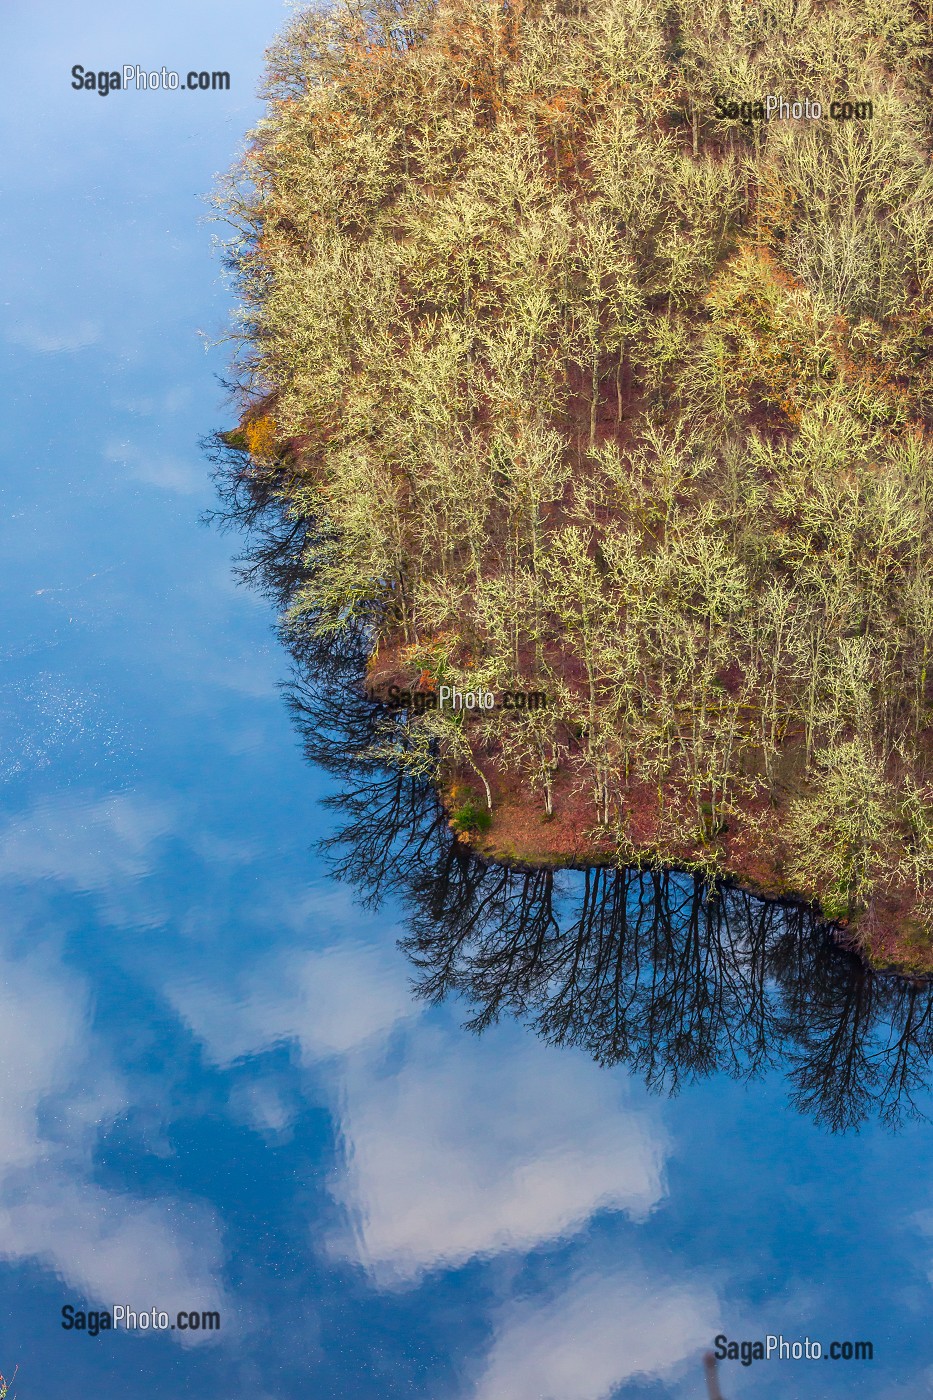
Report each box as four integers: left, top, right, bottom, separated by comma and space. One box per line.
218, 0, 933, 958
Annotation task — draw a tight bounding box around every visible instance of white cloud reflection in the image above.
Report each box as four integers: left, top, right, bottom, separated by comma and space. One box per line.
0, 1182, 225, 1330
0, 791, 177, 931
170, 937, 669, 1286
104, 438, 206, 496
473, 1264, 717, 1400
0, 937, 227, 1340
330, 1028, 667, 1285
0, 792, 173, 892
170, 939, 416, 1067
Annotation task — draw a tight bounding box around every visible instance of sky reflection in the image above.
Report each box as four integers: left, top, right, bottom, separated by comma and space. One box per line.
4, 1, 933, 1397
329, 1028, 666, 1284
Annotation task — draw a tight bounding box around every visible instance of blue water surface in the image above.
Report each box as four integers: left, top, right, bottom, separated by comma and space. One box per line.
3, 3, 933, 1397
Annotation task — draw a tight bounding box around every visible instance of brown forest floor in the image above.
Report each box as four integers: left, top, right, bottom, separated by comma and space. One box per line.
367, 642, 933, 977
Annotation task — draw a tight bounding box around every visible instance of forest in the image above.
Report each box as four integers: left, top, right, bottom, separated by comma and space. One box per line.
218, 0, 933, 968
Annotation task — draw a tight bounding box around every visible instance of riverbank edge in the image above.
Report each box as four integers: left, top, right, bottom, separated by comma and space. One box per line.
360, 639, 933, 978
440, 798, 933, 981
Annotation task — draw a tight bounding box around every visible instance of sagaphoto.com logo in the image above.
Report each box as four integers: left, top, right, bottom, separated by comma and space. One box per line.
71, 64, 230, 95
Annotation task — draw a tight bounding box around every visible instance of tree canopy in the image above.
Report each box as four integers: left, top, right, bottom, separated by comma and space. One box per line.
219, 0, 933, 967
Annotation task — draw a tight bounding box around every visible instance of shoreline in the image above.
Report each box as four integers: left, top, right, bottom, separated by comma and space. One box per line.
364, 644, 933, 977
443, 812, 933, 981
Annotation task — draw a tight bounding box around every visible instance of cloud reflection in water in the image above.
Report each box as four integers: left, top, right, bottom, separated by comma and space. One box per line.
167, 927, 669, 1292
330, 1027, 666, 1285
0, 930, 227, 1340
474, 1264, 718, 1400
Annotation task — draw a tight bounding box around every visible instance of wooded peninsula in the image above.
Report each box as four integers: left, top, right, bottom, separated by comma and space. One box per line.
219, 0, 933, 970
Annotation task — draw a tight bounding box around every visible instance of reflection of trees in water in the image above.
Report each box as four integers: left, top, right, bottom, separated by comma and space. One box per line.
288, 647, 933, 1134
209, 435, 933, 1134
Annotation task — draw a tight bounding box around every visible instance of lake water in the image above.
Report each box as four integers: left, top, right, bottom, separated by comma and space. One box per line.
4, 4, 933, 1397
